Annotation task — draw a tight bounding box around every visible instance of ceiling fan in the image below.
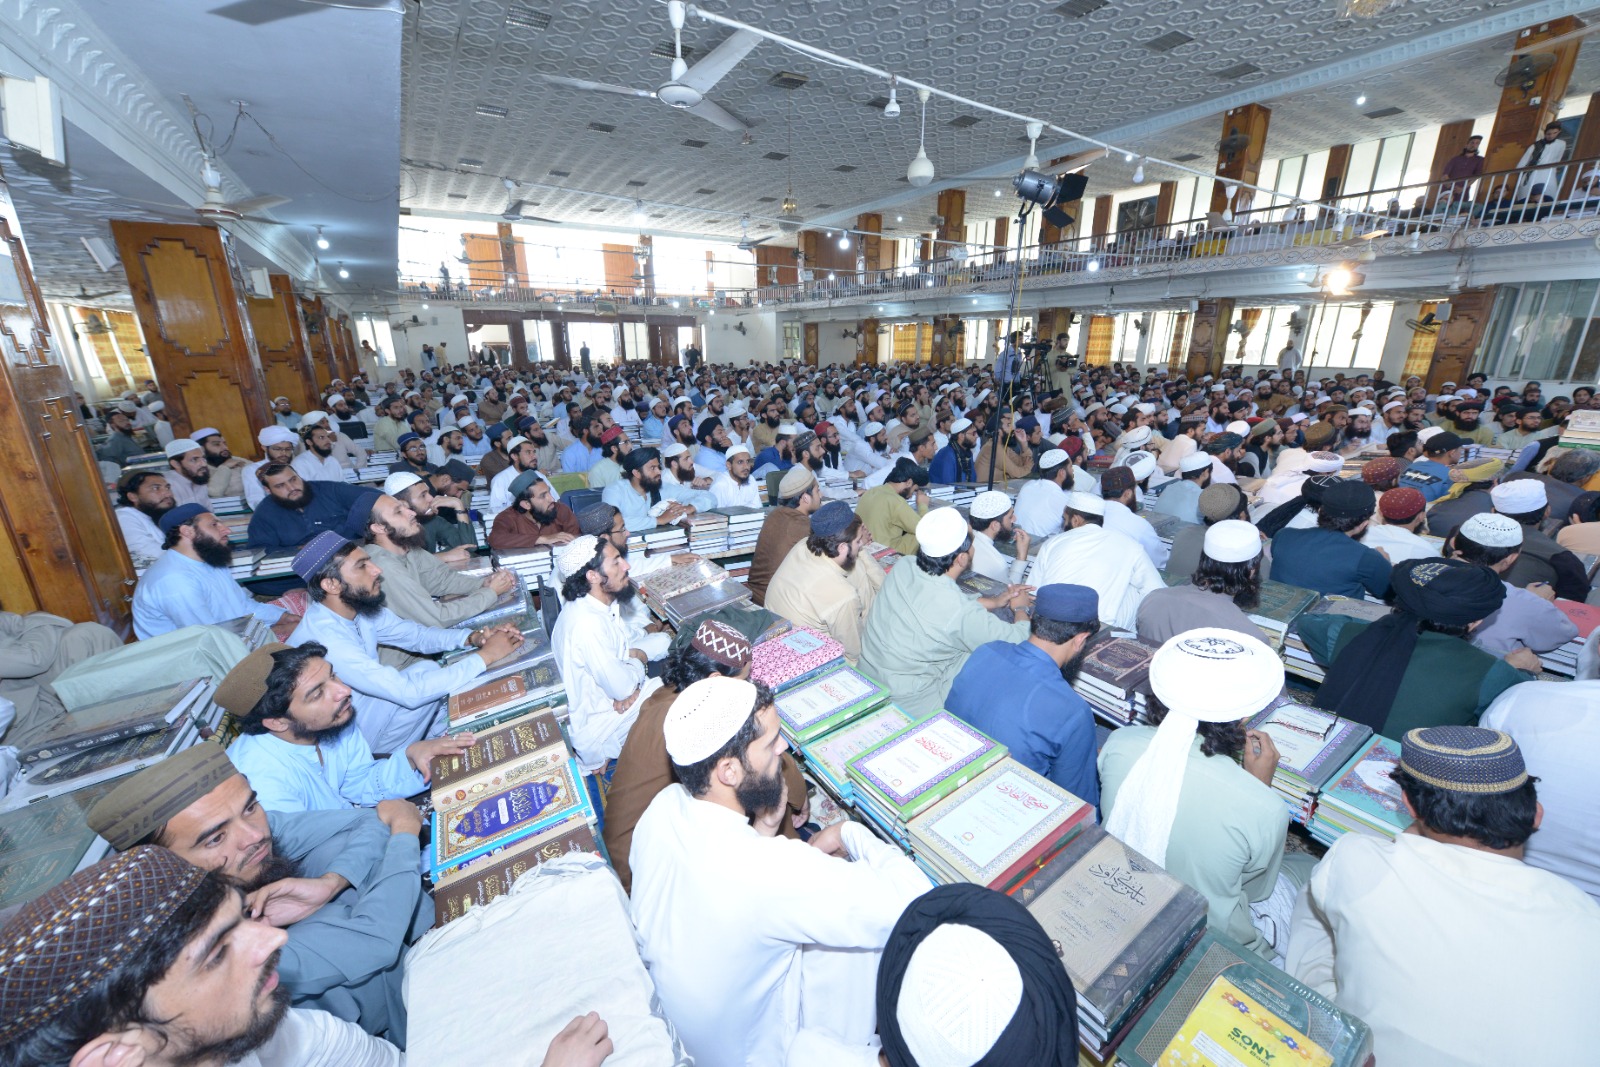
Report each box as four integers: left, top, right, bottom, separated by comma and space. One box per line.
736, 215, 771, 252
73, 283, 120, 302
498, 178, 563, 224
209, 0, 404, 26
134, 156, 292, 226
534, 1, 757, 133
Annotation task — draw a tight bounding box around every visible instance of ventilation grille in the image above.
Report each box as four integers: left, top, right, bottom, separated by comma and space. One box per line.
683, 138, 709, 148
1364, 106, 1405, 118
504, 6, 550, 30
948, 115, 981, 128
768, 71, 809, 90
587, 121, 615, 133
475, 104, 509, 118
1215, 62, 1262, 79
1054, 0, 1108, 16
1146, 31, 1193, 52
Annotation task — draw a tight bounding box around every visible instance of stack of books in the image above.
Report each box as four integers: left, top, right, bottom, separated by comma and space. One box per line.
636, 556, 726, 609
1072, 635, 1159, 726
1283, 597, 1390, 682
493, 546, 554, 586
1538, 599, 1600, 676
216, 513, 252, 546
255, 552, 297, 578
685, 511, 728, 553
216, 614, 275, 651
369, 450, 397, 465
445, 660, 567, 734
718, 506, 766, 551
431, 819, 603, 927
0, 780, 122, 910
750, 627, 846, 694
642, 524, 688, 556
469, 489, 491, 512
723, 557, 753, 583
906, 758, 1093, 889
228, 548, 262, 580
662, 579, 750, 627
1559, 409, 1600, 453
428, 738, 595, 879
454, 582, 531, 630
845, 712, 1008, 847
208, 495, 245, 515
355, 461, 391, 482
1117, 931, 1374, 1067
1013, 826, 1209, 1060
1244, 701, 1374, 823
773, 665, 889, 746
1247, 579, 1320, 650
795, 703, 913, 803
1308, 735, 1411, 846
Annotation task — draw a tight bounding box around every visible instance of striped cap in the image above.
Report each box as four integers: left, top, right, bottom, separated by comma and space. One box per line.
1400, 726, 1529, 795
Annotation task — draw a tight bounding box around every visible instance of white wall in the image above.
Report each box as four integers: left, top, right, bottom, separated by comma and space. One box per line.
703, 311, 780, 366
816, 320, 862, 367
390, 303, 470, 372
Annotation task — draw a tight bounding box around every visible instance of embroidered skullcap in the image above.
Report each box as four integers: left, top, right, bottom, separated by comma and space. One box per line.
1179, 452, 1212, 474
1203, 519, 1262, 564
577, 503, 619, 537
1034, 448, 1068, 473
690, 619, 752, 671
1306, 450, 1344, 473
292, 530, 351, 584
382, 472, 422, 497
189, 427, 222, 442
0, 847, 210, 1044
1399, 726, 1528, 795
156, 502, 209, 536
970, 490, 1013, 522
555, 534, 601, 581
664, 675, 760, 765
1063, 491, 1105, 517
893, 923, 1025, 1067
1379, 487, 1427, 523
1460, 512, 1523, 548
258, 425, 297, 448
1302, 421, 1336, 449
164, 438, 202, 459
810, 500, 855, 538
1197, 483, 1244, 523
1100, 466, 1135, 494
212, 642, 291, 721
1204, 433, 1243, 454
86, 741, 238, 850
1491, 478, 1547, 514
599, 425, 623, 446
778, 466, 817, 499
1391, 556, 1506, 626
1361, 458, 1401, 487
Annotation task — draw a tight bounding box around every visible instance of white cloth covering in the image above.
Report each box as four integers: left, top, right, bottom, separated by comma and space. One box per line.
237, 1007, 400, 1067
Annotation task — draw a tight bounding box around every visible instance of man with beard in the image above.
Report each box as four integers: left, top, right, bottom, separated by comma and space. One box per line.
750, 396, 784, 454
248, 465, 372, 552
285, 532, 523, 752
192, 428, 251, 498
765, 501, 886, 665
487, 434, 555, 522
965, 489, 1031, 585
655, 441, 718, 511
246, 427, 300, 510
96, 402, 147, 466
115, 469, 175, 567
299, 411, 369, 471
385, 431, 433, 479
945, 584, 1102, 805
711, 444, 761, 509
166, 437, 215, 508
629, 675, 930, 1067
455, 415, 491, 460
1340, 409, 1375, 452
1449, 398, 1497, 447
360, 493, 516, 625
927, 416, 977, 484
815, 420, 864, 480
132, 504, 299, 641
426, 426, 466, 469
752, 421, 797, 474
695, 415, 733, 475
488, 470, 581, 551
847, 419, 893, 475
594, 446, 689, 531
371, 394, 409, 454
85, 739, 428, 1045
294, 422, 350, 483
1371, 399, 1407, 445
747, 467, 822, 606
586, 426, 630, 489
1137, 520, 1265, 644
560, 414, 604, 474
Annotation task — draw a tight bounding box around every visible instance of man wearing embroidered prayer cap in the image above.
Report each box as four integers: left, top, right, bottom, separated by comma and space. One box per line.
1287, 726, 1600, 1067
1451, 512, 1578, 660
962, 489, 1030, 586
1301, 556, 1532, 738
745, 464, 822, 606
1360, 485, 1439, 566
1099, 628, 1311, 961
630, 675, 932, 1067
766, 500, 887, 665
875, 883, 1078, 1067
85, 740, 430, 1045
859, 507, 1030, 715
945, 584, 1101, 805
1491, 476, 1594, 601
1137, 520, 1264, 644
1028, 491, 1163, 631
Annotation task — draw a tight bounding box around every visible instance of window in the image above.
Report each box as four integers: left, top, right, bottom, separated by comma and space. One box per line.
1478, 280, 1600, 382
782, 321, 802, 361
1301, 301, 1394, 369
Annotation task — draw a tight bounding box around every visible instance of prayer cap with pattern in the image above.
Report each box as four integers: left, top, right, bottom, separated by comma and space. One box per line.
690, 619, 752, 670
292, 530, 351, 584
664, 675, 759, 765
87, 741, 238, 849
1399, 726, 1528, 795
555, 534, 601, 580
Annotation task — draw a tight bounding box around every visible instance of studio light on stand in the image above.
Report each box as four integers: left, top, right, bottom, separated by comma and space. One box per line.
1013, 168, 1089, 230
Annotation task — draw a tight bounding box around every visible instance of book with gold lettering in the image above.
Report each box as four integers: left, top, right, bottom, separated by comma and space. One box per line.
1118, 931, 1373, 1067
429, 755, 595, 877
431, 820, 603, 927
445, 662, 564, 733
429, 709, 568, 818
906, 758, 1093, 889
846, 711, 1008, 825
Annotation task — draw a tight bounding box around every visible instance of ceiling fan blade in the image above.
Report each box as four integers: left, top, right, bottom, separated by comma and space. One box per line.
535, 73, 654, 99
741, 236, 772, 248
237, 215, 292, 225
224, 194, 291, 215
686, 98, 747, 133
679, 29, 761, 95
504, 200, 527, 217
209, 0, 400, 24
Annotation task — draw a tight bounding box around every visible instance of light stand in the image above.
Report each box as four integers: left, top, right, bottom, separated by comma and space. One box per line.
986, 200, 1036, 491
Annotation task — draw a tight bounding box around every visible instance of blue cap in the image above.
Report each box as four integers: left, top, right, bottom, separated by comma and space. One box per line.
516, 414, 539, 432
1032, 583, 1098, 624
157, 502, 209, 536
407, 409, 431, 425
396, 432, 422, 448
340, 490, 382, 539
809, 500, 855, 538
1016, 415, 1040, 433
292, 531, 352, 584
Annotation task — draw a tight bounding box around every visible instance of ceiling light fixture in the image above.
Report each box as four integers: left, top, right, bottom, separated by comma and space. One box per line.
633, 199, 648, 223
1124, 152, 1134, 162
1086, 258, 1100, 272
896, 215, 904, 222
1341, 0, 1399, 18
337, 263, 349, 279
1023, 120, 1043, 172
907, 88, 935, 187
884, 76, 901, 117
1355, 94, 1368, 106
314, 225, 329, 250
838, 235, 851, 250
1132, 159, 1146, 184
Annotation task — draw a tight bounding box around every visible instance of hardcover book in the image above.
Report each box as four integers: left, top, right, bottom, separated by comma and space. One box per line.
956, 571, 1009, 599
0, 780, 121, 909
1251, 580, 1320, 630
907, 758, 1092, 889
800, 704, 914, 799
430, 710, 568, 816
1078, 636, 1159, 695
750, 627, 847, 693
846, 712, 1008, 822
432, 820, 602, 927
1118, 931, 1373, 1067
23, 725, 185, 789
446, 663, 564, 731
1245, 702, 1373, 793
774, 666, 888, 744
455, 585, 530, 630
1313, 736, 1410, 839
1299, 596, 1391, 626
663, 578, 750, 624
429, 756, 594, 876
17, 679, 205, 764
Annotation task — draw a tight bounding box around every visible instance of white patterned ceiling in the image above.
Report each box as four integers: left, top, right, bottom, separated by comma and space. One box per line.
400, 0, 1598, 247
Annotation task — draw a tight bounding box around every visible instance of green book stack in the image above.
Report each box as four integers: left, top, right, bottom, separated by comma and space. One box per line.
798, 703, 914, 804
1309, 735, 1411, 847
773, 665, 889, 745
846, 712, 1008, 843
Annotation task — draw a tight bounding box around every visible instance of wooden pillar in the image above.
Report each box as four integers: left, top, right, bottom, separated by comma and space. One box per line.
1323, 144, 1353, 201
1039, 216, 1063, 248
1426, 287, 1496, 391
1155, 181, 1177, 229
929, 314, 962, 366
1185, 298, 1235, 379
299, 296, 337, 388
496, 222, 521, 290
110, 220, 270, 458
917, 234, 933, 264
638, 235, 656, 299
507, 319, 529, 369
993, 216, 1009, 262
1091, 197, 1113, 240
0, 213, 136, 632
1485, 16, 1584, 176
936, 189, 965, 255
246, 274, 319, 414
802, 322, 819, 367
755, 246, 798, 287
856, 213, 882, 277
550, 318, 571, 369
1561, 90, 1600, 198
1210, 103, 1271, 214
328, 316, 355, 382
860, 317, 880, 364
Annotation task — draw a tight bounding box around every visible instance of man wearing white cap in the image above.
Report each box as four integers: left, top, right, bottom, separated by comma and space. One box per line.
859, 508, 1031, 716
1491, 478, 1593, 601
966, 490, 1030, 585
1137, 520, 1264, 643
186, 427, 249, 499
1100, 629, 1308, 961
710, 443, 761, 509
1150, 452, 1212, 524
1013, 448, 1073, 539
550, 535, 666, 770
146, 399, 175, 448
630, 675, 931, 1067
360, 491, 515, 629
1030, 492, 1164, 631
657, 441, 718, 511
245, 426, 299, 510
1452, 512, 1577, 660
292, 418, 349, 484
164, 438, 215, 509
298, 410, 369, 472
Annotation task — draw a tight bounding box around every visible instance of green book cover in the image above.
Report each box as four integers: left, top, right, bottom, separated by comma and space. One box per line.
0, 780, 122, 910
845, 711, 1008, 823
774, 666, 889, 744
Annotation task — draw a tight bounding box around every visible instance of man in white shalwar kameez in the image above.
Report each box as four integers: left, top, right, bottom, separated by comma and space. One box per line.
1030, 493, 1164, 631
630, 676, 930, 1067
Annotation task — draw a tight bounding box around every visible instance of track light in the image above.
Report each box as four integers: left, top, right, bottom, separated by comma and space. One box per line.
1132, 159, 1145, 184
1023, 120, 1043, 172
838, 235, 850, 250
884, 77, 900, 118
907, 88, 934, 187
314, 225, 329, 250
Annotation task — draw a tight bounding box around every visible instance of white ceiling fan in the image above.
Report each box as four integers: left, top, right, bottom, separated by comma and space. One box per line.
498, 178, 564, 224
736, 215, 771, 252
535, 1, 758, 133
209, 0, 404, 26
131, 155, 292, 227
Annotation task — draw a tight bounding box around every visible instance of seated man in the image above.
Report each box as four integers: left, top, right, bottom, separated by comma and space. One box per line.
585, 426, 629, 489
945, 584, 1101, 805
1287, 726, 1600, 1066
248, 466, 372, 552
194, 427, 252, 499
1100, 629, 1309, 961
746, 466, 821, 606
403, 469, 477, 555
1396, 429, 1465, 503
487, 470, 580, 551
132, 504, 298, 641
1030, 492, 1163, 631
603, 621, 808, 893
246, 426, 301, 511
86, 741, 429, 1044
1491, 478, 1594, 601
223, 642, 471, 812
0, 847, 407, 1067
854, 458, 930, 554
965, 490, 1030, 586
1270, 479, 1392, 599
293, 421, 350, 483
657, 441, 718, 512
1137, 520, 1264, 643
115, 470, 174, 568
1099, 465, 1168, 569
287, 531, 523, 752
550, 534, 666, 771
766, 501, 887, 666
1451, 512, 1579, 659
629, 675, 931, 1067
602, 447, 696, 533
487, 435, 554, 522
1149, 452, 1212, 524
356, 493, 515, 627
0, 609, 120, 745
1359, 486, 1438, 564
710, 444, 762, 508
1303, 555, 1536, 737
165, 437, 215, 508
859, 508, 1030, 716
